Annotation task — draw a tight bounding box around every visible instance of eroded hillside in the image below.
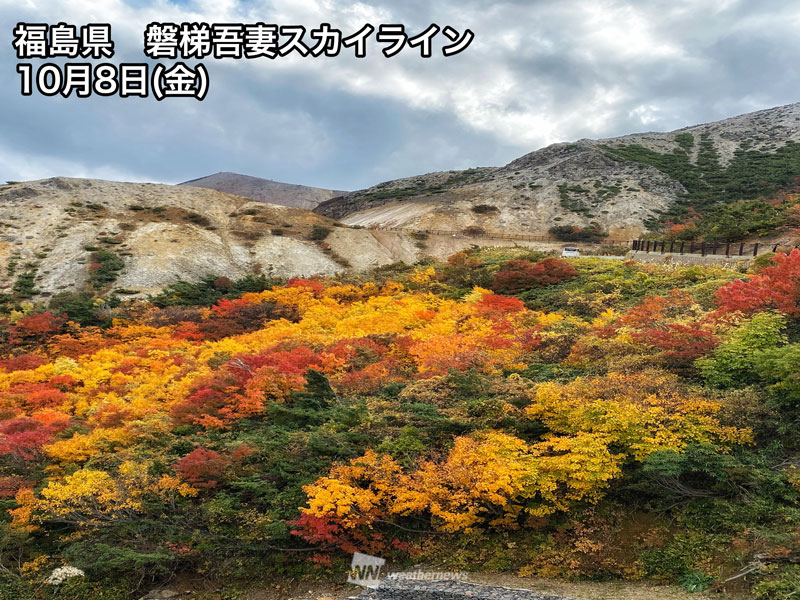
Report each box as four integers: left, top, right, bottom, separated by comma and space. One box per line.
0, 178, 349, 296
316, 102, 800, 241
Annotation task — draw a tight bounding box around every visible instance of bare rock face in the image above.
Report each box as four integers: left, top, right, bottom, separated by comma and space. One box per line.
179, 172, 347, 210
316, 102, 800, 239
0, 178, 349, 297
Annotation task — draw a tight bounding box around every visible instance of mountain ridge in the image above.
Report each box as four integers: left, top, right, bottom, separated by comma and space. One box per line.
179, 171, 347, 210
315, 102, 800, 242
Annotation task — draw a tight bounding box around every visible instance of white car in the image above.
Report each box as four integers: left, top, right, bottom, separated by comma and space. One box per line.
561, 246, 580, 258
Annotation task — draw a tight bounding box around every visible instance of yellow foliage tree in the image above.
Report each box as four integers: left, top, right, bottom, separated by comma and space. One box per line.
525, 370, 751, 460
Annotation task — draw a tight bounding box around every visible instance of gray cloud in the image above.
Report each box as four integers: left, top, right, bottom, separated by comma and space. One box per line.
1, 0, 799, 190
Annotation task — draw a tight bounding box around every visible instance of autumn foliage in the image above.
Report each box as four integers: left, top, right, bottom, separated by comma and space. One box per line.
491, 258, 578, 294
0, 248, 798, 595
714, 248, 800, 316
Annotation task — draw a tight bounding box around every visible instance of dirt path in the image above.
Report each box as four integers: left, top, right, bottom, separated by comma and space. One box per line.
465, 573, 718, 600
225, 573, 738, 600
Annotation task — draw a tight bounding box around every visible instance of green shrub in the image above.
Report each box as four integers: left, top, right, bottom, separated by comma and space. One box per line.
89, 250, 125, 289
0, 576, 34, 600
752, 252, 776, 271
697, 312, 787, 388
183, 211, 212, 228
310, 225, 332, 241
675, 133, 695, 152
13, 270, 38, 298
604, 137, 800, 237
63, 541, 173, 579
548, 224, 607, 242
49, 291, 105, 326
753, 565, 800, 600
679, 570, 714, 592
471, 204, 499, 214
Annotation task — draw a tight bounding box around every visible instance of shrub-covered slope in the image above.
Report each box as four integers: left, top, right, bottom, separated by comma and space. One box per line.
1, 249, 800, 598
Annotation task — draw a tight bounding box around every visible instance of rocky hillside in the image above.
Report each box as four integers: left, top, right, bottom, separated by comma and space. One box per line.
315, 102, 800, 240
0, 177, 353, 297
180, 171, 347, 210
1, 177, 558, 298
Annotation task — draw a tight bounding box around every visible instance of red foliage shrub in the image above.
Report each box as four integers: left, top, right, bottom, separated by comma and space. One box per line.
0, 353, 47, 372
632, 323, 718, 367
289, 512, 391, 555
289, 513, 358, 552
230, 443, 256, 461
491, 258, 578, 294
715, 249, 800, 317
0, 417, 59, 460
201, 303, 296, 341
174, 447, 231, 488
48, 330, 111, 359
49, 374, 78, 390
202, 300, 297, 340
620, 291, 696, 329
476, 293, 525, 317
0, 475, 33, 498
171, 347, 327, 427
90, 404, 133, 427
169, 374, 246, 427
7, 312, 67, 344
335, 356, 405, 394
287, 278, 325, 296
0, 382, 67, 412
328, 338, 389, 370
231, 346, 327, 377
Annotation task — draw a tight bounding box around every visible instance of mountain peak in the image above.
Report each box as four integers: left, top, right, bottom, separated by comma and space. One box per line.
179, 172, 347, 210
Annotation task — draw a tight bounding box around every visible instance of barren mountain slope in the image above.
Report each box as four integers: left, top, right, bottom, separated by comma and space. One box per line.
316, 102, 800, 238
0, 177, 352, 296
0, 178, 589, 298
179, 172, 347, 210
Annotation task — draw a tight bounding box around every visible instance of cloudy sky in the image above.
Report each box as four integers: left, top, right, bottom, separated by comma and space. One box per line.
1, 0, 800, 191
